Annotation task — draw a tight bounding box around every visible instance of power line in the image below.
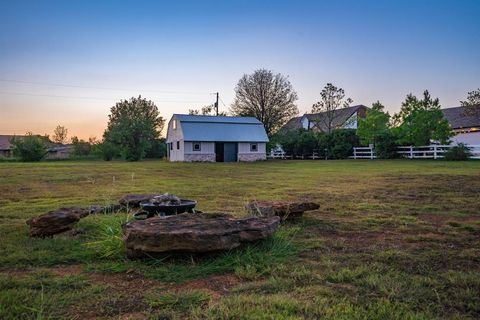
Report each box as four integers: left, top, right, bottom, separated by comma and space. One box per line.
219, 96, 227, 108
0, 79, 211, 95
0, 91, 212, 103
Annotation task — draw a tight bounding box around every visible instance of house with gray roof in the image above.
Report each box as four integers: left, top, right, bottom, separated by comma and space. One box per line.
442, 105, 480, 145
281, 105, 368, 133
166, 114, 269, 162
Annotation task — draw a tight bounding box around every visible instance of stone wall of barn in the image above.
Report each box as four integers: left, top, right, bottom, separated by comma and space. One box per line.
184, 154, 216, 162
238, 153, 266, 161
238, 142, 266, 161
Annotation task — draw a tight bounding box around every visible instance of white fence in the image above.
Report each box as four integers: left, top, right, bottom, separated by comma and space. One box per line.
352, 147, 376, 159
352, 144, 480, 160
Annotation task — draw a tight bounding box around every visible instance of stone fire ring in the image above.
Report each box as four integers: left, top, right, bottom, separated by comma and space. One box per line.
122, 213, 280, 258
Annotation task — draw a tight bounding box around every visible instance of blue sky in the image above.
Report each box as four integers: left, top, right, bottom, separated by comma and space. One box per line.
1, 0, 479, 138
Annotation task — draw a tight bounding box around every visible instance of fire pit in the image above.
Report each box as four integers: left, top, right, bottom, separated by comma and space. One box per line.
134, 193, 197, 219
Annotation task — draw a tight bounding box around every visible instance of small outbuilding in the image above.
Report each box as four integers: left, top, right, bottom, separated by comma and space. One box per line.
166, 114, 269, 162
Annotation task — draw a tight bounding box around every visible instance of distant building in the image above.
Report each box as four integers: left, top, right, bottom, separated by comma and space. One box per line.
0, 134, 73, 159
442, 105, 480, 145
166, 114, 269, 162
0, 135, 23, 158
47, 144, 74, 159
281, 105, 368, 132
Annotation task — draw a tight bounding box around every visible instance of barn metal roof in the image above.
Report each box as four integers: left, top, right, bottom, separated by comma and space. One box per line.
173, 114, 269, 142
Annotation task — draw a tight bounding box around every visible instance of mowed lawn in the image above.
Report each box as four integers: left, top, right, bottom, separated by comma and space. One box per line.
0, 160, 479, 319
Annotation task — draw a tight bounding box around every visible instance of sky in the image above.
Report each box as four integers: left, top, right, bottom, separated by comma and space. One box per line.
1, 0, 479, 139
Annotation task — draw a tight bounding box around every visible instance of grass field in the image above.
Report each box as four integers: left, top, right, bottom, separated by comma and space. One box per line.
0, 160, 479, 319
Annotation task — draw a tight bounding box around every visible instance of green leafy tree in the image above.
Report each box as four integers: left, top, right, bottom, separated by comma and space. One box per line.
375, 130, 399, 159
231, 69, 299, 136
93, 141, 119, 161
70, 136, 92, 157
460, 88, 480, 116
145, 138, 167, 159
104, 96, 165, 161
357, 101, 390, 146
311, 83, 353, 133
10, 133, 48, 161
394, 90, 453, 146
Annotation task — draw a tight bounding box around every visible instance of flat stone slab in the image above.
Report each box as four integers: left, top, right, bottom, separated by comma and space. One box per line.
26, 207, 89, 237
245, 200, 320, 220
119, 194, 159, 208
122, 213, 280, 258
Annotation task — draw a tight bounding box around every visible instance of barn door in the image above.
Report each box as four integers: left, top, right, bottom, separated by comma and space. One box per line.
223, 143, 238, 162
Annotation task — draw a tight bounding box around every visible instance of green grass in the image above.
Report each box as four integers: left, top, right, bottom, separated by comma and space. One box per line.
0, 159, 479, 319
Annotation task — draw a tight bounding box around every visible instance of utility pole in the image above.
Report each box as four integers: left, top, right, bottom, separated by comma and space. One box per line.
215, 92, 219, 116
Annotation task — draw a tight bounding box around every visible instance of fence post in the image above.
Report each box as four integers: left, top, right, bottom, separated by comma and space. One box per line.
354, 148, 357, 159
433, 145, 437, 159
409, 146, 413, 159
371, 147, 374, 159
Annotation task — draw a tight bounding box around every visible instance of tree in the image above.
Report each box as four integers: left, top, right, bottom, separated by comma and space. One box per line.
145, 138, 167, 159
311, 83, 353, 133
460, 88, 480, 116
357, 101, 390, 146
189, 104, 227, 116
104, 96, 164, 161
394, 90, 453, 146
70, 136, 92, 157
231, 69, 299, 136
93, 141, 119, 161
52, 125, 68, 144
10, 133, 48, 161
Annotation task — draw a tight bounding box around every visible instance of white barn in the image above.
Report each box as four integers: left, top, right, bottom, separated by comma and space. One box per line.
166, 114, 269, 162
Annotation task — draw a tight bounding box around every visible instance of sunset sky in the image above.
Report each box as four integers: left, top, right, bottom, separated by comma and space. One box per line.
1, 0, 479, 140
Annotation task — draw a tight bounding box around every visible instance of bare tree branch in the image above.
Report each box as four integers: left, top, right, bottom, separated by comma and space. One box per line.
230, 69, 299, 136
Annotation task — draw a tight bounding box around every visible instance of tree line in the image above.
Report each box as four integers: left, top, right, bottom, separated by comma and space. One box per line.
8, 68, 479, 161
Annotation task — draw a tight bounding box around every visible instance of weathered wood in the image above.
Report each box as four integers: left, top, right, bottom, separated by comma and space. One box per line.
26, 207, 89, 237
122, 213, 280, 258
245, 200, 319, 220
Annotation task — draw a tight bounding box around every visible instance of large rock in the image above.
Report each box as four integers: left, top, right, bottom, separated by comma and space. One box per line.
122, 213, 280, 258
245, 200, 320, 220
26, 207, 89, 237
119, 194, 158, 208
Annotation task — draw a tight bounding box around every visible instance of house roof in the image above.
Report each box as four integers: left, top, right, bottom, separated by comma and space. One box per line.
281, 105, 367, 132
441, 105, 480, 129
0, 135, 24, 150
172, 114, 269, 142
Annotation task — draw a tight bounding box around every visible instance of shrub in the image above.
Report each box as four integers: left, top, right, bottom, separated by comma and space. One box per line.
444, 144, 471, 161
270, 129, 319, 157
375, 131, 399, 159
94, 142, 119, 161
10, 133, 48, 161
319, 129, 360, 159
145, 138, 167, 159
272, 129, 360, 159
71, 137, 92, 157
